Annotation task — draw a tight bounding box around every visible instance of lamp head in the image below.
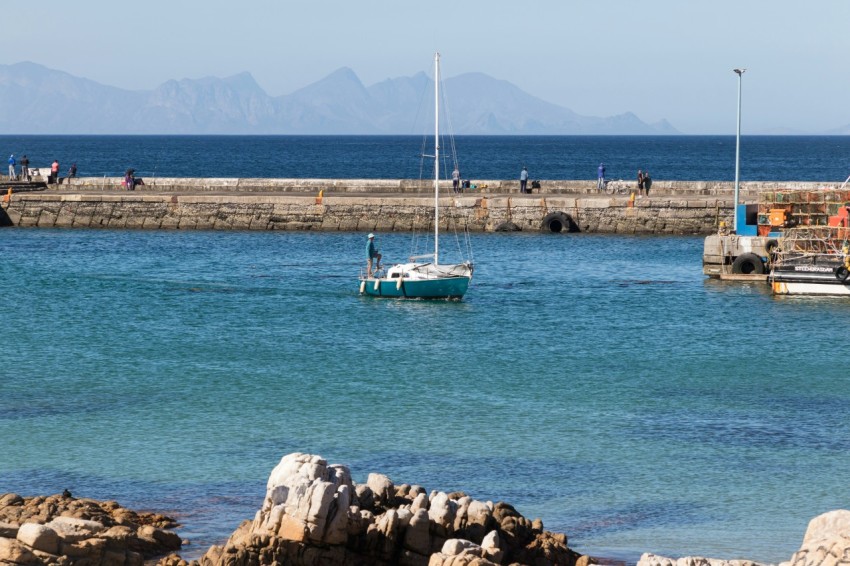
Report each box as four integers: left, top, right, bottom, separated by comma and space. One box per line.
733, 68, 747, 76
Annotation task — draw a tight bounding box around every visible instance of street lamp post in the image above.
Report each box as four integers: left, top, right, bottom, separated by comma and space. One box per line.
733, 68, 746, 233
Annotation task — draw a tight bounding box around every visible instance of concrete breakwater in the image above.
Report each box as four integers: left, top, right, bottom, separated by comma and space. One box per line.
35, 177, 844, 197
0, 178, 836, 234
1, 191, 728, 234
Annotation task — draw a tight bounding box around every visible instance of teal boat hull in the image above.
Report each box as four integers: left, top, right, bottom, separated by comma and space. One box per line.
359, 276, 470, 299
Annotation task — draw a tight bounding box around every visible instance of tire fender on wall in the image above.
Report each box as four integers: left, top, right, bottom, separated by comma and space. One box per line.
764, 239, 779, 256
541, 212, 575, 234
494, 221, 521, 232
731, 252, 765, 275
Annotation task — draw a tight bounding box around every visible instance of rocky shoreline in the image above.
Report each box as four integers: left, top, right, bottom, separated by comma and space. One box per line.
0, 491, 182, 565
2, 453, 849, 566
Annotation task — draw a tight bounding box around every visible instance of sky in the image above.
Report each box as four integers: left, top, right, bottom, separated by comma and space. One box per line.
4, 0, 850, 135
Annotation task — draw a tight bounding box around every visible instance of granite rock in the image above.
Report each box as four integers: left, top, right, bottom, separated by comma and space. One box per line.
16, 523, 59, 555
0, 492, 181, 566
781, 510, 850, 566
637, 510, 850, 566
192, 452, 585, 566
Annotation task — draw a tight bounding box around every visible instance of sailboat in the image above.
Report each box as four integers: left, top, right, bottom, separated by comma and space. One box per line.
358, 52, 474, 299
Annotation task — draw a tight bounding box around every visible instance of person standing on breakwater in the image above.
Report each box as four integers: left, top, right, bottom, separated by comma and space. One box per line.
20, 155, 29, 181
66, 162, 77, 186
597, 163, 606, 191
8, 154, 16, 180
366, 233, 382, 277
642, 170, 652, 197
124, 169, 135, 191
51, 159, 59, 185
520, 166, 528, 194
637, 169, 644, 194
452, 166, 460, 193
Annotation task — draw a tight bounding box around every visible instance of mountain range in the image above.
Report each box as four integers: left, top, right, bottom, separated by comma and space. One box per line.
0, 61, 679, 135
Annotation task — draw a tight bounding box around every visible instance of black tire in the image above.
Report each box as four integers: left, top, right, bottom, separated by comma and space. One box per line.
541, 212, 574, 234
731, 253, 765, 275
764, 239, 779, 256
494, 221, 521, 232
835, 266, 850, 282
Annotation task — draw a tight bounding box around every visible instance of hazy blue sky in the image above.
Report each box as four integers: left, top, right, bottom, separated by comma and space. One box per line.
6, 0, 850, 134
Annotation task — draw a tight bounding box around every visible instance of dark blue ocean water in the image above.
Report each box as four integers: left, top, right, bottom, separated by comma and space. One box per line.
1, 135, 850, 182
2, 228, 849, 564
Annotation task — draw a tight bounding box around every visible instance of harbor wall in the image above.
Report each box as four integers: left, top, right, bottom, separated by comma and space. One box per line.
37, 177, 848, 197
3, 177, 836, 234
1, 191, 729, 234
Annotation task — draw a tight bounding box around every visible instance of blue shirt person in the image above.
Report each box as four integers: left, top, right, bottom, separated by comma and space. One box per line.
366, 233, 382, 277
520, 166, 529, 193
597, 163, 606, 190
8, 154, 16, 180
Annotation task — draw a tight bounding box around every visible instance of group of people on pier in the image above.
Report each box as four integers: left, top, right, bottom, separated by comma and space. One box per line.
6, 154, 70, 184
6, 156, 654, 197
4, 155, 144, 190
597, 162, 652, 196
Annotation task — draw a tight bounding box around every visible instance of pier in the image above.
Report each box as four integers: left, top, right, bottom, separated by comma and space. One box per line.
0, 178, 842, 234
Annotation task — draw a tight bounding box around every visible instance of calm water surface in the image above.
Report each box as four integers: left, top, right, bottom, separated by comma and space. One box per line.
2, 134, 850, 181
1, 228, 848, 563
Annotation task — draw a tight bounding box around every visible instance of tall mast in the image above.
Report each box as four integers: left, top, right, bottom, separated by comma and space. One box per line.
434, 52, 440, 266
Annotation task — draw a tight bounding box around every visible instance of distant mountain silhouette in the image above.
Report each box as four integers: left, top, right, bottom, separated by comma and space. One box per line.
0, 61, 680, 135
279, 67, 379, 134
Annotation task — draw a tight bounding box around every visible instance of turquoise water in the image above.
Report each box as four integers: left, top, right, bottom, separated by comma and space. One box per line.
2, 228, 849, 563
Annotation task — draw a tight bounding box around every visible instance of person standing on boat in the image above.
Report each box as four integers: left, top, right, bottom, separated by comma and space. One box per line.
366, 233, 382, 277
8, 155, 16, 180
520, 166, 529, 194
597, 163, 606, 191
452, 167, 460, 193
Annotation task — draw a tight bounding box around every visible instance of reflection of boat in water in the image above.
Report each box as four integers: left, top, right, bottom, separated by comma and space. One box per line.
358, 52, 473, 300
770, 226, 850, 296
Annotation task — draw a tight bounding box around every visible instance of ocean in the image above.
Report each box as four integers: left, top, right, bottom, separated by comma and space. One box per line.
2, 135, 850, 564
1, 134, 850, 182
2, 225, 849, 564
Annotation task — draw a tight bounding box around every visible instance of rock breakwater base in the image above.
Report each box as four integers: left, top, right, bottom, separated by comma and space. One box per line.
4, 455, 850, 566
